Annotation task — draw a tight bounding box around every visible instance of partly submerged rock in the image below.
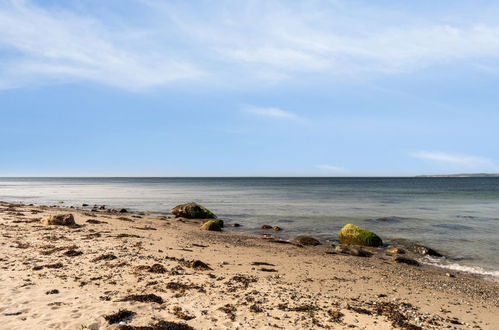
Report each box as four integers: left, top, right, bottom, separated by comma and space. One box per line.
203, 218, 224, 228
272, 226, 282, 232
200, 220, 222, 231
393, 256, 420, 266
171, 202, 216, 219
261, 224, 273, 229
339, 224, 383, 247
407, 243, 443, 257
334, 245, 371, 257
41, 214, 76, 226
293, 236, 320, 246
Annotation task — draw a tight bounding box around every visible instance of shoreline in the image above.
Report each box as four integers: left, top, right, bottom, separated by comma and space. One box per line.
1, 201, 498, 329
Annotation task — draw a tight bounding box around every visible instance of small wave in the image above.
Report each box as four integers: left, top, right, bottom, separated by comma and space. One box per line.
422, 259, 499, 278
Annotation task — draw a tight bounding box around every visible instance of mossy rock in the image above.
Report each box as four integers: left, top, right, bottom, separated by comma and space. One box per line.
293, 236, 320, 246
200, 220, 222, 231
203, 218, 224, 228
339, 224, 383, 247
171, 202, 216, 219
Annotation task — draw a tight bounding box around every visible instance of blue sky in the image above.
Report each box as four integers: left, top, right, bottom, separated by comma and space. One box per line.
1, 0, 499, 176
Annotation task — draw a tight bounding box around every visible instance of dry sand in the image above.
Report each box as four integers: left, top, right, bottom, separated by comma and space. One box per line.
0, 201, 498, 329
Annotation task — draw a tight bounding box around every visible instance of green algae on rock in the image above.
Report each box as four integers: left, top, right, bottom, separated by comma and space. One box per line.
203, 218, 224, 228
201, 220, 222, 231
171, 202, 216, 219
339, 224, 383, 247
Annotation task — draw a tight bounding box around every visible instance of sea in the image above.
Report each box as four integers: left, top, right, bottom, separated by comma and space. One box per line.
1, 177, 498, 278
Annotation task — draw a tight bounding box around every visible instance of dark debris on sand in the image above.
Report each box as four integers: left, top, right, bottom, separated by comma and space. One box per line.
118, 320, 195, 330
218, 304, 237, 321
104, 309, 136, 324
119, 294, 164, 304
86, 219, 108, 224
186, 260, 211, 270
135, 263, 168, 274
63, 249, 83, 257
116, 233, 142, 238
93, 253, 118, 262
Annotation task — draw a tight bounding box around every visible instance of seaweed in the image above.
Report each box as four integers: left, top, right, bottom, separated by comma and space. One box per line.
218, 304, 236, 321
93, 253, 118, 262
104, 309, 136, 324
86, 219, 107, 224
118, 320, 195, 330
251, 262, 275, 266
63, 249, 83, 257
119, 294, 164, 304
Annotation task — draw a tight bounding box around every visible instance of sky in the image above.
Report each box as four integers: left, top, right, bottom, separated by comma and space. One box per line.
1, 0, 499, 176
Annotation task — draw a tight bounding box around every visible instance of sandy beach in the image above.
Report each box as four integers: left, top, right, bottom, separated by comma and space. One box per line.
0, 201, 498, 330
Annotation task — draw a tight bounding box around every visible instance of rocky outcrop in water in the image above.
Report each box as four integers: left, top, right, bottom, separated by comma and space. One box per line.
407, 243, 443, 257
171, 202, 216, 219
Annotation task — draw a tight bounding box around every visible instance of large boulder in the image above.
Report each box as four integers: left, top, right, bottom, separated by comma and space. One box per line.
200, 220, 222, 231
171, 202, 216, 219
339, 224, 383, 247
41, 214, 76, 226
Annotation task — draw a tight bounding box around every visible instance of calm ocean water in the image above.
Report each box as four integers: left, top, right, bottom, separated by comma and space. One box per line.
1, 177, 498, 277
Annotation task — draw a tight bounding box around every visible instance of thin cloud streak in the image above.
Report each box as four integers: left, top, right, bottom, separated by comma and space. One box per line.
315, 164, 348, 173
410, 151, 496, 167
243, 106, 300, 120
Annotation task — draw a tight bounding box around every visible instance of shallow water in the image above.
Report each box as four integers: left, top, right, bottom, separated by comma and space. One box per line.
1, 177, 498, 276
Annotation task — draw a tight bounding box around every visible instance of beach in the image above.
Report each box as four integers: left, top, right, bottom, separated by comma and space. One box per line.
0, 201, 498, 329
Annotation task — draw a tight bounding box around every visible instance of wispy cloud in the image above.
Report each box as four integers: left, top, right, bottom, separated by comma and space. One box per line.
315, 164, 348, 173
3, 1, 499, 90
0, 0, 201, 91
410, 151, 496, 167
243, 105, 299, 120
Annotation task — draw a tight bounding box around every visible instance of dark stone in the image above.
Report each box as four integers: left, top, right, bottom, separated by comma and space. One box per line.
393, 256, 420, 266
293, 236, 320, 246
407, 244, 443, 257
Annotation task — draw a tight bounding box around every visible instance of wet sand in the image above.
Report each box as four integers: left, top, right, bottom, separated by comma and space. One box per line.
0, 201, 498, 329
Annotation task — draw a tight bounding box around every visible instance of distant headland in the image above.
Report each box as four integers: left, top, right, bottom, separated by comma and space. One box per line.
417, 173, 499, 178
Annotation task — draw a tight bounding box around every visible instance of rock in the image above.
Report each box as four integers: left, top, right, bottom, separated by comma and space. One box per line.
339, 224, 383, 247
203, 218, 224, 228
261, 224, 273, 229
272, 226, 282, 232
293, 236, 320, 246
200, 220, 222, 231
407, 244, 443, 257
386, 248, 405, 254
41, 214, 76, 226
334, 245, 371, 257
393, 256, 419, 266
82, 203, 89, 207
233, 223, 241, 227
171, 202, 216, 219
119, 208, 128, 213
